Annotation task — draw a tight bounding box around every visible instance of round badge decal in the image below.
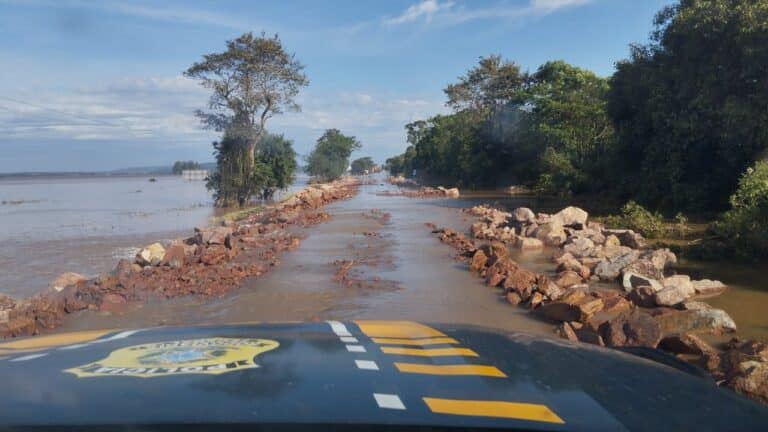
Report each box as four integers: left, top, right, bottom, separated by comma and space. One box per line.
65, 338, 279, 378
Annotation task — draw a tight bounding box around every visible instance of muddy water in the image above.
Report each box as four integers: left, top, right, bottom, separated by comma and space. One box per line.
59, 179, 554, 337
0, 174, 309, 298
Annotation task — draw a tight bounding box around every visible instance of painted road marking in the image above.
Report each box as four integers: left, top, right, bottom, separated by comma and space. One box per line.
423, 397, 565, 424
58, 330, 142, 350
0, 329, 113, 354
355, 321, 446, 339
374, 393, 406, 410
394, 363, 506, 377
9, 353, 48, 362
355, 360, 380, 370
326, 320, 352, 337
346, 345, 367, 353
381, 347, 478, 357
371, 337, 458, 346
340, 336, 358, 343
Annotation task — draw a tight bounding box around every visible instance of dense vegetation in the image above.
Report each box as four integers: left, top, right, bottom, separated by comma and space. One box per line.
305, 129, 361, 181
186, 32, 308, 207
206, 132, 298, 204
172, 160, 202, 175
386, 0, 768, 257
350, 157, 375, 175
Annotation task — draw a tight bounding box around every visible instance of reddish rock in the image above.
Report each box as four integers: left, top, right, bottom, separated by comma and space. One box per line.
503, 267, 539, 298
469, 249, 488, 273
627, 285, 656, 308
602, 296, 632, 315
554, 270, 583, 288
658, 333, 715, 356
161, 244, 187, 269
575, 326, 605, 346
506, 291, 522, 306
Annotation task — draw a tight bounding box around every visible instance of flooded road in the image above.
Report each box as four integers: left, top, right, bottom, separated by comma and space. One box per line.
59, 178, 555, 337
50, 176, 768, 340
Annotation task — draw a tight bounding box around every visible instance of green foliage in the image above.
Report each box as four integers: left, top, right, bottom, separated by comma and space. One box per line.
715, 161, 768, 257
255, 133, 298, 200
305, 129, 361, 181
206, 132, 297, 206
172, 160, 201, 175
391, 58, 614, 191
604, 201, 667, 239
608, 0, 768, 212
350, 157, 375, 175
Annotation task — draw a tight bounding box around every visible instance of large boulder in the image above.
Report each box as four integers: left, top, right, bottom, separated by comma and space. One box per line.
514, 236, 543, 250
594, 250, 641, 281
554, 271, 583, 288
511, 207, 536, 224
443, 188, 460, 198
49, 272, 87, 292
563, 236, 596, 258
627, 285, 657, 308
654, 307, 737, 335
622, 272, 663, 292
195, 226, 234, 246
469, 249, 488, 273
537, 290, 603, 323
536, 222, 568, 246
136, 242, 166, 266
549, 206, 588, 227
599, 311, 661, 348
603, 228, 647, 249
653, 275, 696, 306
692, 279, 728, 297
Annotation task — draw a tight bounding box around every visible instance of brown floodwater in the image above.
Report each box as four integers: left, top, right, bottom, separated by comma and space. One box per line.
53, 179, 768, 341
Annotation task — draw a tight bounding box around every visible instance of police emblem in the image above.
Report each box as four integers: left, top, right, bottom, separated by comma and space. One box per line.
65, 338, 279, 378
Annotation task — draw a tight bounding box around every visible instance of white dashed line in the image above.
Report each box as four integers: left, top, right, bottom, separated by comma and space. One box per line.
58, 330, 142, 351
340, 336, 358, 343
355, 360, 379, 370
346, 345, 366, 353
58, 343, 90, 351
326, 321, 352, 337
10, 353, 48, 362
373, 393, 406, 410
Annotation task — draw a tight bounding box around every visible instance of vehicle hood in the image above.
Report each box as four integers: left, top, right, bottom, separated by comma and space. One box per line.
0, 320, 766, 431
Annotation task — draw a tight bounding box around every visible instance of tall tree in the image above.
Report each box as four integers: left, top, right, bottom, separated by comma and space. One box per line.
305, 129, 361, 181
608, 0, 768, 211
185, 32, 308, 206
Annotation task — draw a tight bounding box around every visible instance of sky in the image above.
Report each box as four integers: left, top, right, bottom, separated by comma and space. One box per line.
0, 0, 672, 172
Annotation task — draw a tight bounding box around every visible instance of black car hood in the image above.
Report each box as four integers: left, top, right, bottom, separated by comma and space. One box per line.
0, 320, 766, 431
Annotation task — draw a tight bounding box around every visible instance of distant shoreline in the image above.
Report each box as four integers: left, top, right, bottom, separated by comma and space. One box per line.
0, 163, 216, 179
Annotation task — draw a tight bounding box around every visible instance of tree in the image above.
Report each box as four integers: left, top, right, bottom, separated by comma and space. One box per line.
172, 160, 201, 175
608, 0, 768, 211
206, 132, 297, 205
350, 157, 375, 175
185, 32, 308, 206
256, 133, 297, 200
305, 129, 361, 181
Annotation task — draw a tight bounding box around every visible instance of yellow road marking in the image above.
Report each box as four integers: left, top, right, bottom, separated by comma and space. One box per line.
423, 397, 565, 424
355, 321, 446, 338
372, 337, 458, 346
395, 362, 507, 377
0, 329, 114, 353
381, 347, 478, 357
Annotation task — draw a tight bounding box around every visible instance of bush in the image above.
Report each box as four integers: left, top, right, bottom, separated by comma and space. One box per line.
715, 161, 768, 258
605, 200, 666, 238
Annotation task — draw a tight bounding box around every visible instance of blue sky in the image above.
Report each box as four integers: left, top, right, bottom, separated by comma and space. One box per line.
0, 0, 671, 172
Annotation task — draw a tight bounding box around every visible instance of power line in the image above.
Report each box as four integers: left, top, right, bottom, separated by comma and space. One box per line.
0, 95, 122, 127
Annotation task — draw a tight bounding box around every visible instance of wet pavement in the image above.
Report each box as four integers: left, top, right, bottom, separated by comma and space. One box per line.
58, 178, 554, 337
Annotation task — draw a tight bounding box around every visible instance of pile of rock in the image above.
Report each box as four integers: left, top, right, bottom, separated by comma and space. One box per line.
441, 203, 768, 404
0, 178, 360, 339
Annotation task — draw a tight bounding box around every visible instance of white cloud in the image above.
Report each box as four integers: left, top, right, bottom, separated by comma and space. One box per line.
385, 0, 454, 25
383, 0, 593, 26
